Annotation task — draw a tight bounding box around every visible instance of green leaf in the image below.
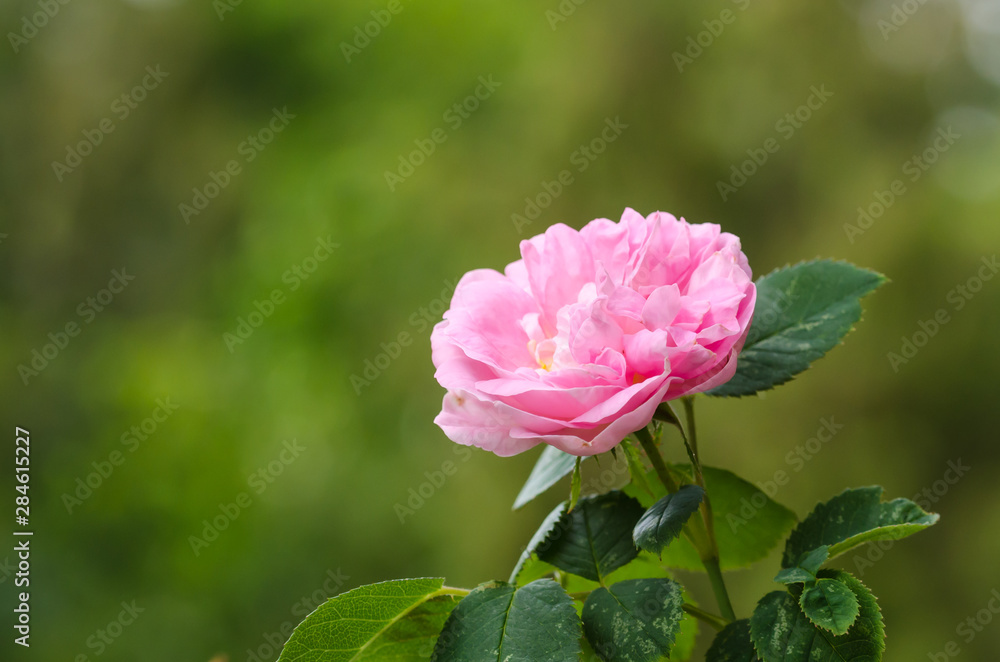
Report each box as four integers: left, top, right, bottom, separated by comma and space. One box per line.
518, 551, 675, 597
774, 547, 828, 585
708, 260, 886, 397
534, 491, 645, 583
625, 465, 797, 571
782, 486, 939, 568
563, 554, 699, 661
633, 484, 705, 555
749, 571, 884, 662
513, 445, 582, 510
511, 510, 681, 590
799, 578, 860, 636
277, 578, 461, 662
707, 620, 762, 662
582, 578, 684, 662
431, 579, 580, 662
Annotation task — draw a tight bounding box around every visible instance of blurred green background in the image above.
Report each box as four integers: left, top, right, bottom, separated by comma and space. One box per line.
2, 0, 999, 659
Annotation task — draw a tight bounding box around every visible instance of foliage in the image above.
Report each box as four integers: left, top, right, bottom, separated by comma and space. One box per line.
276, 260, 937, 660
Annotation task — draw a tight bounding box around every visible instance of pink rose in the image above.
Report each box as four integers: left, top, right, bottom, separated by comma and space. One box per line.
431, 208, 756, 457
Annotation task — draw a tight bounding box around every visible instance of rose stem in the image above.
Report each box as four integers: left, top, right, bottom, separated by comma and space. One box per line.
634, 426, 680, 493
678, 396, 736, 623
635, 415, 736, 623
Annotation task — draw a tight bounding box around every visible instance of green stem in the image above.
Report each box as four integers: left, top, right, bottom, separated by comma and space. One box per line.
676, 398, 712, 547
679, 397, 736, 623
633, 427, 680, 493
635, 415, 737, 622
666, 399, 701, 484
682, 397, 700, 458
635, 425, 712, 552
701, 556, 736, 623
682, 603, 729, 632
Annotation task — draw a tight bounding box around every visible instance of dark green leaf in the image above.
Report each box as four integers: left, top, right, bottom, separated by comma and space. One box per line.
633, 484, 705, 555
749, 571, 884, 662
277, 578, 461, 662
582, 578, 684, 662
707, 620, 762, 662
709, 260, 886, 397
625, 465, 797, 571
799, 578, 860, 635
782, 486, 939, 568
562, 554, 700, 660
511, 507, 685, 590
535, 491, 645, 582
432, 579, 580, 662
513, 445, 582, 510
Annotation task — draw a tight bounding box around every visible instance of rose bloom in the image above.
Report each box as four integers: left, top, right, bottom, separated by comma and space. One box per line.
431, 209, 756, 457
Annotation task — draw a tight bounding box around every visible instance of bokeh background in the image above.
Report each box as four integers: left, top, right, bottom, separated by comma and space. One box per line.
2, 0, 999, 659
